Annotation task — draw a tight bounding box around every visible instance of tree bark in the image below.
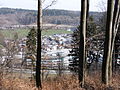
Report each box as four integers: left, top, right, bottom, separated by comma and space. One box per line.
79, 0, 89, 87
36, 0, 42, 88
102, 0, 115, 85
109, 0, 120, 82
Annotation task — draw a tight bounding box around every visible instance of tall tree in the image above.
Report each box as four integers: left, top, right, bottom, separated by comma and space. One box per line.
79, 0, 89, 87
102, 0, 115, 85
36, 0, 42, 88
109, 0, 120, 81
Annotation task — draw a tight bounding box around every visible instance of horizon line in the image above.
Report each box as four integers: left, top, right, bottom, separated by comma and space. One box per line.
0, 7, 104, 12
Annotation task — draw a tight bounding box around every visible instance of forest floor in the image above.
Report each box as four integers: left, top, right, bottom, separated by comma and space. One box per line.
0, 72, 120, 90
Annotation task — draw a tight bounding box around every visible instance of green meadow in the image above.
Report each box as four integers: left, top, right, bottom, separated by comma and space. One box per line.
0, 29, 72, 39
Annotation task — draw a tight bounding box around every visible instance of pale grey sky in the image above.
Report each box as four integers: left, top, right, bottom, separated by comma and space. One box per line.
0, 0, 107, 11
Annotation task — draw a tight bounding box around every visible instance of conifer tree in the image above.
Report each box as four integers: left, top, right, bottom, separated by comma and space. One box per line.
69, 16, 97, 74
26, 27, 37, 55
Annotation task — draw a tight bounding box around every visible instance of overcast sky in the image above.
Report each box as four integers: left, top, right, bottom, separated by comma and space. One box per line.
0, 0, 107, 11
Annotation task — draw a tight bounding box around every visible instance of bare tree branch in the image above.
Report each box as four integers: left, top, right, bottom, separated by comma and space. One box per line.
43, 0, 57, 10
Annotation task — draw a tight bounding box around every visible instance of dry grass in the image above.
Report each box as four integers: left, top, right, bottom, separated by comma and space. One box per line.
42, 75, 81, 90
0, 73, 120, 90
0, 77, 37, 90
85, 73, 120, 90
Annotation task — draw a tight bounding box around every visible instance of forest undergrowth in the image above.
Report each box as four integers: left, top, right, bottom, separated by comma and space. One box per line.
0, 72, 120, 90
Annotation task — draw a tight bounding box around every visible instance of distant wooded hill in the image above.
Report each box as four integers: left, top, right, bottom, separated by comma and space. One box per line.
0, 8, 102, 26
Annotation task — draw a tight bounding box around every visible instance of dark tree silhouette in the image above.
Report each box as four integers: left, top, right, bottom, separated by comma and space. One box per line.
36, 0, 42, 89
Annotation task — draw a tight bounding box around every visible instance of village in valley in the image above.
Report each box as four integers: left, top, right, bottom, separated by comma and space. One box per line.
0, 24, 119, 77
0, 0, 120, 89
0, 24, 74, 75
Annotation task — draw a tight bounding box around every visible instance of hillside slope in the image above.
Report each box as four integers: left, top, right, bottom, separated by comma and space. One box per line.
0, 8, 102, 26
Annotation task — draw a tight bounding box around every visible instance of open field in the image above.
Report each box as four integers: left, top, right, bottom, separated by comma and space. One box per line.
42, 29, 72, 36
0, 29, 72, 39
0, 29, 29, 39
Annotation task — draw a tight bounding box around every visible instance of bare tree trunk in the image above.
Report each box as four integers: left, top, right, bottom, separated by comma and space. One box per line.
79, 0, 89, 87
102, 0, 115, 85
36, 0, 42, 89
109, 0, 120, 82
